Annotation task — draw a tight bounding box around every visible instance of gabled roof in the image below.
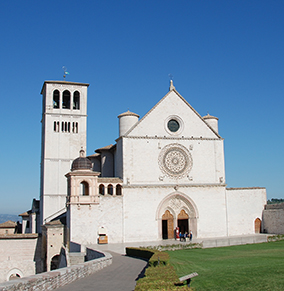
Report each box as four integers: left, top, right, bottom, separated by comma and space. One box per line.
87, 153, 100, 158
0, 220, 16, 228
95, 144, 116, 153
123, 87, 221, 138
19, 211, 31, 217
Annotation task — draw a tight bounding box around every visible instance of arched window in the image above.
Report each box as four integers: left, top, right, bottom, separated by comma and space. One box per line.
73, 91, 80, 110
62, 90, 70, 109
99, 184, 105, 195
107, 184, 113, 195
116, 184, 122, 195
80, 181, 89, 196
53, 90, 60, 108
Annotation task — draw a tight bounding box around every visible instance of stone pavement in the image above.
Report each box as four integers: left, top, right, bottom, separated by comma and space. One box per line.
55, 251, 148, 291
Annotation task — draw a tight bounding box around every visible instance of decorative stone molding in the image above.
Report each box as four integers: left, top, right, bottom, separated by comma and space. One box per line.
123, 183, 227, 189
156, 193, 199, 220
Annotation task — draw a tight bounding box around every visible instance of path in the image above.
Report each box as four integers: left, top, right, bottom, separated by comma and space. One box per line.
55, 251, 148, 291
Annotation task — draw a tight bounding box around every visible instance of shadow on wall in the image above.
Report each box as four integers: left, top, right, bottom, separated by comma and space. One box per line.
85, 248, 105, 261
69, 241, 81, 252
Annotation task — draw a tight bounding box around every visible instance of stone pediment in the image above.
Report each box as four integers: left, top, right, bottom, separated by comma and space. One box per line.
124, 89, 220, 139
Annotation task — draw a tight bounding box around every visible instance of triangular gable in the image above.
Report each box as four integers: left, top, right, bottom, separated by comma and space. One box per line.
124, 89, 221, 139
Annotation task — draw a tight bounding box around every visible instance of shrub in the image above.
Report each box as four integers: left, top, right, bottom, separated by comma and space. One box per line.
126, 247, 193, 290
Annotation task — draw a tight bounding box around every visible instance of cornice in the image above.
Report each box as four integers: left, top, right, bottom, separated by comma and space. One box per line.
117, 135, 223, 142
42, 112, 87, 118
0, 234, 38, 239
226, 187, 266, 190
41, 81, 89, 94
123, 183, 227, 189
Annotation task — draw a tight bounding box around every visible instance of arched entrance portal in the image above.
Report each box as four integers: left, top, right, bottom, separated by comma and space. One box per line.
178, 209, 189, 234
162, 210, 174, 239
157, 193, 198, 240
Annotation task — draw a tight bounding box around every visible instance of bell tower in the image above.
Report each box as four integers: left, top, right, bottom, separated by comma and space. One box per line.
39, 81, 89, 227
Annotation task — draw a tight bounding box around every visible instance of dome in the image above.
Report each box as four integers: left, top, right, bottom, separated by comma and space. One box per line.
71, 149, 92, 171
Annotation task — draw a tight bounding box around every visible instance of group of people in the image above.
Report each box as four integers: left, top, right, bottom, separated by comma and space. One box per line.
175, 228, 193, 242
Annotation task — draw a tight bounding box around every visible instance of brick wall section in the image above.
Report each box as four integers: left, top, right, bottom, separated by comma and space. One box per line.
0, 252, 112, 291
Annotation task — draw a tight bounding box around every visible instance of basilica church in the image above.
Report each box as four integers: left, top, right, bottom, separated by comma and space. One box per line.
0, 79, 270, 282
39, 79, 266, 251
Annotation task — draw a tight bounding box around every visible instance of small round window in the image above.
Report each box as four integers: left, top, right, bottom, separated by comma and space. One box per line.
167, 119, 180, 132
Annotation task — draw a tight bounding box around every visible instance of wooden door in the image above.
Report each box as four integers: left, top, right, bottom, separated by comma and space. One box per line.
162, 210, 174, 239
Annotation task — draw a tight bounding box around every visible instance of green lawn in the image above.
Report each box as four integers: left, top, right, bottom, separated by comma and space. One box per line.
167, 241, 284, 291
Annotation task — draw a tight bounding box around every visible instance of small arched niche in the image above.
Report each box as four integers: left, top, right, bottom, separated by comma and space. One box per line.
99, 184, 105, 195
107, 184, 113, 195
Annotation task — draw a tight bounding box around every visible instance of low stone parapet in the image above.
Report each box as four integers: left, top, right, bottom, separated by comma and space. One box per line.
0, 251, 112, 291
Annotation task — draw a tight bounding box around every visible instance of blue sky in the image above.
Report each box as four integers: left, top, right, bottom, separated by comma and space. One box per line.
0, 0, 283, 214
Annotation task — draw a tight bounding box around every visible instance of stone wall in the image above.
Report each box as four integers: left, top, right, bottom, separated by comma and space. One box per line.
262, 203, 284, 234
0, 251, 112, 291
226, 187, 267, 236
0, 234, 40, 283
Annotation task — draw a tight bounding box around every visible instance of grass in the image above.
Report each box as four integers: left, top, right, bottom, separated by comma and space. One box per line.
167, 241, 284, 291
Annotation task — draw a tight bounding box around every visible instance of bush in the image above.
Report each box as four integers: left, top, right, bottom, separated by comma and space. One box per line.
126, 247, 193, 290
267, 234, 284, 242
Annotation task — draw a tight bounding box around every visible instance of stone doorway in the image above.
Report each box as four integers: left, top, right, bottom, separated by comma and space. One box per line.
157, 193, 198, 240
178, 209, 189, 234
162, 210, 174, 239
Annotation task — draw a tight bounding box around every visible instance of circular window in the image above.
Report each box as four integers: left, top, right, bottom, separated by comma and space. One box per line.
165, 115, 184, 135
168, 119, 180, 132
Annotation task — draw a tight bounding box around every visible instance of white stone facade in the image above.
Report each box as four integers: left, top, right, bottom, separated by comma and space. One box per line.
62, 83, 266, 247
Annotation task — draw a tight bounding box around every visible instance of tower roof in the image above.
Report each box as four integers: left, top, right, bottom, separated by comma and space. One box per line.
118, 110, 139, 118
203, 113, 218, 120
71, 149, 92, 171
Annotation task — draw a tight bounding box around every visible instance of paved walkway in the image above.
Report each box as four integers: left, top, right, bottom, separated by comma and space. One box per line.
55, 251, 148, 291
